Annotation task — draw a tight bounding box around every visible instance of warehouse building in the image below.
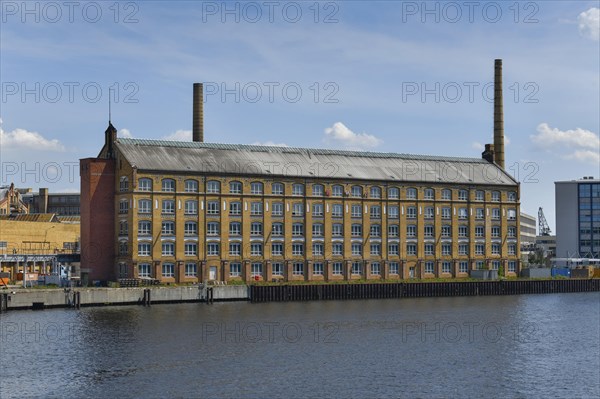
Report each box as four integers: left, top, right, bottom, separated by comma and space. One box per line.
81, 60, 521, 283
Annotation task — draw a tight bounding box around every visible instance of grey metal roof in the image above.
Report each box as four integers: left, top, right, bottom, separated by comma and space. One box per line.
115, 138, 517, 186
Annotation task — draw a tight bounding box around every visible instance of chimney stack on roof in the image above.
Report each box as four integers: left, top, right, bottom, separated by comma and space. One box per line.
193, 83, 204, 143
493, 59, 504, 169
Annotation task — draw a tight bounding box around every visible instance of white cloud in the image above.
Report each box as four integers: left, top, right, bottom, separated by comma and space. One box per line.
119, 128, 133, 138
162, 129, 192, 141
578, 8, 600, 41
0, 125, 65, 152
323, 122, 382, 150
252, 141, 289, 147
531, 123, 600, 165
471, 142, 484, 151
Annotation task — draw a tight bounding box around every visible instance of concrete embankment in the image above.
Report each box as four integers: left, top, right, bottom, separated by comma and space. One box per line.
0, 285, 249, 311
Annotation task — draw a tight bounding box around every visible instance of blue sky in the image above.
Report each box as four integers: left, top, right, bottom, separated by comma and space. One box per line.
1, 0, 599, 231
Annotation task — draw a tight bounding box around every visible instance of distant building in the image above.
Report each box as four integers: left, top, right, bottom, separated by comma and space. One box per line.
520, 212, 536, 262
23, 188, 80, 216
555, 177, 600, 258
0, 183, 29, 215
536, 235, 556, 258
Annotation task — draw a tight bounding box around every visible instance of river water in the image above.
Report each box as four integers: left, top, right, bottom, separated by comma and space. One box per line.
1, 293, 599, 398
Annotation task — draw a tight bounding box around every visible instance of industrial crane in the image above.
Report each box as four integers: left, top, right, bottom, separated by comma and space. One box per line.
538, 207, 551, 236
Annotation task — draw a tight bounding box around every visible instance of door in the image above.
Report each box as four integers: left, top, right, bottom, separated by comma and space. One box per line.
409, 267, 415, 279
209, 266, 217, 281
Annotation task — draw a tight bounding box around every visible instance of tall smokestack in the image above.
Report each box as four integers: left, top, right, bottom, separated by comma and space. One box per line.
493, 59, 504, 169
193, 83, 204, 142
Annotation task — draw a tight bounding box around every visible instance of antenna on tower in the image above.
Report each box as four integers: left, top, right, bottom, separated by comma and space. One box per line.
108, 87, 113, 123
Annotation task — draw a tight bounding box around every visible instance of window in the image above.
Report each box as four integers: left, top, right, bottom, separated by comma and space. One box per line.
138, 263, 151, 278
272, 223, 283, 237
207, 222, 220, 236
424, 188, 435, 200
407, 244, 417, 256
459, 244, 468, 255
312, 223, 324, 237
475, 244, 485, 255
491, 226, 500, 238
207, 243, 219, 256
442, 189, 452, 200
508, 244, 516, 255
491, 261, 500, 270
508, 191, 517, 202
388, 187, 399, 199
351, 224, 362, 237
293, 262, 304, 276
352, 262, 362, 275
185, 180, 198, 193
250, 202, 263, 216
476, 190, 484, 201
229, 222, 241, 236
371, 262, 381, 275
508, 226, 516, 238
251, 263, 262, 277
492, 208, 500, 220
229, 243, 241, 256
388, 206, 399, 219
250, 222, 263, 236
292, 203, 304, 217
441, 207, 451, 219
475, 226, 484, 238
162, 263, 175, 277
476, 208, 485, 220
424, 244, 434, 255
292, 184, 304, 196
119, 176, 129, 192
370, 243, 381, 256
332, 185, 343, 197
119, 221, 128, 236
272, 203, 283, 216
272, 263, 283, 276
507, 209, 516, 221
424, 207, 434, 219
207, 201, 219, 215
459, 261, 469, 273
370, 186, 381, 199
491, 191, 500, 202
351, 186, 362, 198
139, 221, 152, 236
333, 262, 343, 275
332, 204, 343, 218
162, 242, 174, 256
406, 206, 416, 219
424, 225, 434, 238
457, 225, 467, 238
313, 203, 323, 217
442, 262, 452, 274
272, 183, 284, 195
458, 208, 468, 220
370, 205, 381, 219
313, 263, 324, 275
332, 224, 343, 237
185, 200, 198, 215
251, 243, 263, 256
352, 243, 362, 256
119, 199, 129, 214
389, 243, 399, 256
442, 244, 451, 256
251, 182, 263, 195
442, 225, 451, 237
271, 243, 283, 256
313, 243, 324, 256
292, 223, 304, 236
229, 202, 241, 216
185, 263, 197, 277
138, 199, 151, 214
370, 224, 381, 237
425, 261, 434, 274
138, 243, 151, 256
351, 204, 362, 218
162, 179, 175, 192
229, 181, 242, 194
185, 242, 197, 256
162, 200, 175, 215
389, 262, 399, 275
162, 221, 175, 235
388, 224, 399, 237
492, 243, 500, 255
332, 243, 343, 256
292, 243, 304, 256
406, 188, 417, 199
508, 261, 516, 273
407, 225, 416, 238
313, 184, 324, 196
230, 263, 241, 277
458, 190, 468, 201
139, 178, 152, 192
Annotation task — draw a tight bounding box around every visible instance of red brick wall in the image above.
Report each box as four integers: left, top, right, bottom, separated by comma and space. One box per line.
80, 158, 115, 282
